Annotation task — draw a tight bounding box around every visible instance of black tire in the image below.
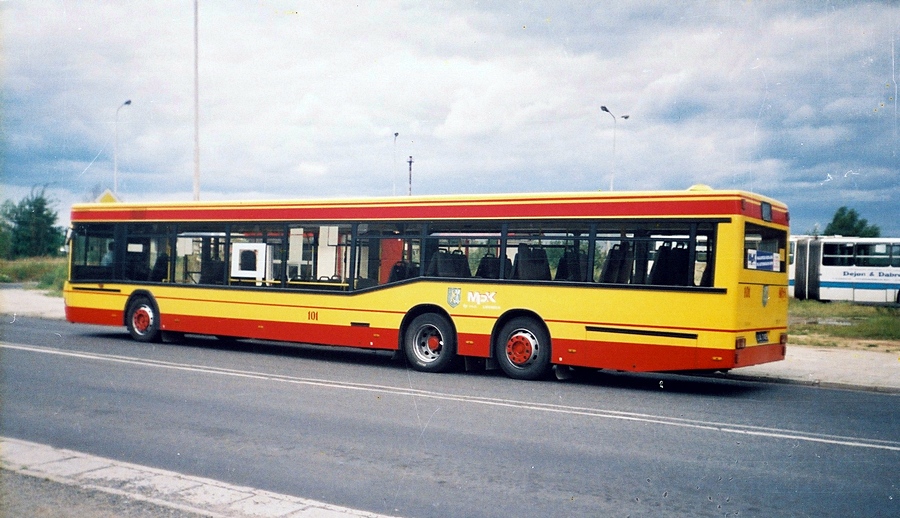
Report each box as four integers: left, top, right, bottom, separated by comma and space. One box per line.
126, 296, 161, 343
403, 313, 458, 373
495, 317, 552, 380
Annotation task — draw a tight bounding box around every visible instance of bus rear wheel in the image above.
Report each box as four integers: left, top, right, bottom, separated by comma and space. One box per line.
404, 313, 457, 373
495, 317, 552, 380
127, 296, 161, 343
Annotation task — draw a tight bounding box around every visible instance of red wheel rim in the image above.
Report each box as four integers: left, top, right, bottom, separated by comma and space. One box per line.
132, 307, 152, 334
506, 333, 534, 366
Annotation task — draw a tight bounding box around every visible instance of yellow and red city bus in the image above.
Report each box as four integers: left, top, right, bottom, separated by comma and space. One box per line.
64, 186, 789, 380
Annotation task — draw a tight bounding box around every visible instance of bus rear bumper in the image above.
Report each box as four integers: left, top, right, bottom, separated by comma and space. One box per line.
732, 342, 786, 368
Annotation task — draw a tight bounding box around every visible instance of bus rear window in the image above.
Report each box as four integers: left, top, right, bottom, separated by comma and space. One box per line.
744, 223, 786, 272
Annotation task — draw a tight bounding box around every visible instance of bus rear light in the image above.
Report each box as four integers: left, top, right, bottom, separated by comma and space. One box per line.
779, 333, 788, 345
735, 337, 747, 350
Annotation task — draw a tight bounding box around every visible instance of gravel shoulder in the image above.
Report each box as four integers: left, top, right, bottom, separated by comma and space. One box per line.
0, 469, 207, 518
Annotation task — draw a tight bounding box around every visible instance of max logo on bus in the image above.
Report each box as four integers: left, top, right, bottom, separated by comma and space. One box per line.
447, 287, 497, 309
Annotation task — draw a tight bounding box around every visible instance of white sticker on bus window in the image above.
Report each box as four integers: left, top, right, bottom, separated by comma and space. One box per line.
231, 242, 268, 279
748, 250, 778, 271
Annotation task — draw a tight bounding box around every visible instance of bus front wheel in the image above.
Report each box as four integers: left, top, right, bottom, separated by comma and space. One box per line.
404, 313, 457, 373
495, 317, 552, 380
126, 296, 161, 343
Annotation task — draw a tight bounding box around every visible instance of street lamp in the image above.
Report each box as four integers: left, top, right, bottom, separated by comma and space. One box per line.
114, 99, 132, 195
407, 155, 414, 196
600, 105, 629, 191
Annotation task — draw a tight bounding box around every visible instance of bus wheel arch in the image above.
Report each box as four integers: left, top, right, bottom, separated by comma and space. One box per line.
125, 291, 161, 343
492, 311, 553, 380
400, 305, 459, 373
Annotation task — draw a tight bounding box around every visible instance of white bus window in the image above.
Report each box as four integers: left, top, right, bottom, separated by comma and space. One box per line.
856, 243, 891, 267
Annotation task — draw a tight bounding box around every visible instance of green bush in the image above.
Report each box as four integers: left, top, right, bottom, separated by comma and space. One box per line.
37, 262, 67, 294
0, 257, 67, 283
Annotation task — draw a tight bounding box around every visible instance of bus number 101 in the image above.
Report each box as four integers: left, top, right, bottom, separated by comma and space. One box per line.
307, 311, 319, 321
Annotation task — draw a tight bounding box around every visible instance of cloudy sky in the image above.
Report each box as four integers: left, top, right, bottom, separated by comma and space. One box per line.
3, 1, 899, 235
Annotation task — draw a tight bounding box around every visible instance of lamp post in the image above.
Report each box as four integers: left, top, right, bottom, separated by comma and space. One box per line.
114, 99, 132, 195
407, 155, 414, 196
600, 105, 629, 191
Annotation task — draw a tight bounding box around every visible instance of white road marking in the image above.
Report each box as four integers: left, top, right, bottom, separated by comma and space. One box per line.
6, 341, 900, 453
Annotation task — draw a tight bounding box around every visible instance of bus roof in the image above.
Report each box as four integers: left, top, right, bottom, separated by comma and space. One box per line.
792, 235, 898, 243
70, 188, 789, 226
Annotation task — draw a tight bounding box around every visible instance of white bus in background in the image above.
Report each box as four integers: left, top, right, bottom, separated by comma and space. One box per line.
790, 235, 900, 304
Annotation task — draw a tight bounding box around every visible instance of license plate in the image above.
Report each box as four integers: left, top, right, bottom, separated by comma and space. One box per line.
756, 331, 769, 344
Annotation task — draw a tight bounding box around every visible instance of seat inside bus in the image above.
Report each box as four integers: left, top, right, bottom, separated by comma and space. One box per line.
512, 244, 551, 280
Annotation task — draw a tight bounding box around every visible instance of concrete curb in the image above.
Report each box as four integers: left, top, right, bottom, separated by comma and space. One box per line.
725, 372, 900, 394
1, 437, 399, 518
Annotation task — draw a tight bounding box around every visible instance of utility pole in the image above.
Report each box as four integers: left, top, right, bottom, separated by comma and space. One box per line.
193, 0, 201, 201
407, 156, 414, 196
393, 132, 398, 195
114, 99, 131, 196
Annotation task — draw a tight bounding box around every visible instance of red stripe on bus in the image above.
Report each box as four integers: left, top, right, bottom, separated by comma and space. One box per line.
66, 305, 123, 327
552, 338, 785, 372
71, 197, 781, 224
160, 313, 400, 350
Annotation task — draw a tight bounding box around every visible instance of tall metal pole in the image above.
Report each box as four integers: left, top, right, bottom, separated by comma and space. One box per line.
601, 105, 628, 191
193, 0, 201, 201
407, 156, 413, 196
114, 99, 131, 196
393, 132, 399, 196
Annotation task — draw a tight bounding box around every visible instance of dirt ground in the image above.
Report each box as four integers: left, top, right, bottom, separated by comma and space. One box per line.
788, 334, 900, 352
787, 313, 900, 353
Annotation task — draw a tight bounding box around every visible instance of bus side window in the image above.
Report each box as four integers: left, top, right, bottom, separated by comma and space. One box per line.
149, 254, 169, 282
857, 244, 890, 267
512, 244, 550, 281
554, 250, 588, 282
822, 243, 853, 266
283, 225, 350, 289
648, 243, 691, 286
599, 243, 631, 283
426, 249, 471, 278
70, 225, 116, 281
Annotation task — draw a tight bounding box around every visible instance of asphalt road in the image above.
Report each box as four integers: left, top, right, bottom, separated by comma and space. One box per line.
2, 315, 898, 517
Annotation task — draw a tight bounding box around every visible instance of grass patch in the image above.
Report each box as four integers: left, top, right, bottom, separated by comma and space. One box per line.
789, 299, 900, 341
789, 299, 879, 319
789, 335, 840, 348
0, 257, 67, 294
